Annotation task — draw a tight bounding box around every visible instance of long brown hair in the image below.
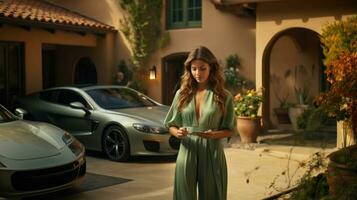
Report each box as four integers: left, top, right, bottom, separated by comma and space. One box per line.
177, 46, 228, 113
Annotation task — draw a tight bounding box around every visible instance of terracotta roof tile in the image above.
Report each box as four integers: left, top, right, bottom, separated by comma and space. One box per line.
0, 0, 115, 32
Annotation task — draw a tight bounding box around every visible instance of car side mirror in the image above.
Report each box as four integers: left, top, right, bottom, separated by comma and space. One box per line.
15, 108, 28, 119
70, 102, 85, 109
70, 102, 90, 115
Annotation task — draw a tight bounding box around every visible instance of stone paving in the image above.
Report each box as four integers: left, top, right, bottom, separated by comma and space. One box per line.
26, 131, 337, 200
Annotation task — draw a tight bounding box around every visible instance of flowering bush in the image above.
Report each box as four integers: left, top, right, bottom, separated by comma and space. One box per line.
223, 54, 242, 87
234, 88, 264, 118
316, 15, 357, 136
224, 67, 241, 87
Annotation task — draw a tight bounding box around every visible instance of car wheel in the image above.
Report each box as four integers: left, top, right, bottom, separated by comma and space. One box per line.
102, 125, 130, 161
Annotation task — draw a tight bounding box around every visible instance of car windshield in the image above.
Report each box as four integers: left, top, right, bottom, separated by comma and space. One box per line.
86, 88, 157, 109
0, 105, 16, 123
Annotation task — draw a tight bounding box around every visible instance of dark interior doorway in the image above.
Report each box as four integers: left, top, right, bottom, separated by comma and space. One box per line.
74, 57, 97, 85
42, 46, 56, 89
0, 42, 24, 110
162, 53, 188, 105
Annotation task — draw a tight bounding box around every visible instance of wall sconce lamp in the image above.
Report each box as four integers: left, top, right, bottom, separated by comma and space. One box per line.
149, 65, 156, 80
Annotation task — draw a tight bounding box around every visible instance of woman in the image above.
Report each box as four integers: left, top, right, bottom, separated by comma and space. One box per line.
164, 46, 235, 200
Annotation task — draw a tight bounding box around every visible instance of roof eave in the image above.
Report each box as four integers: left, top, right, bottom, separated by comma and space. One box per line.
0, 16, 117, 36
213, 0, 287, 3
210, 0, 257, 17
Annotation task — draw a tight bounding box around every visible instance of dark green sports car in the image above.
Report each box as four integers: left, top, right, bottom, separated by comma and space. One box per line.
15, 85, 179, 162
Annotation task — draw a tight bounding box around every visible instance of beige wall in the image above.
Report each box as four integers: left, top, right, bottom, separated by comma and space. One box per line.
0, 24, 97, 93
146, 0, 256, 102
50, 0, 131, 84
46, 0, 356, 110
6, 0, 352, 129
256, 0, 357, 89
269, 33, 320, 127
53, 33, 115, 86
256, 0, 357, 128
51, 0, 256, 103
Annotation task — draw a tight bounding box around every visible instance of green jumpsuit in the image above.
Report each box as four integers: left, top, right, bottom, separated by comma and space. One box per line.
164, 89, 235, 200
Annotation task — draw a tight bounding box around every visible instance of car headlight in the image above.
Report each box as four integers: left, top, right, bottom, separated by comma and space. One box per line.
62, 132, 75, 145
69, 140, 84, 157
62, 132, 84, 157
133, 123, 168, 134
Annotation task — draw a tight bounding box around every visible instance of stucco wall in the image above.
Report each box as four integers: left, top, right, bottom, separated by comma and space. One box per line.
269, 33, 321, 127
0, 24, 97, 93
51, 0, 256, 103
256, 0, 357, 128
256, 0, 357, 89
50, 0, 131, 84
53, 33, 115, 86
147, 0, 256, 102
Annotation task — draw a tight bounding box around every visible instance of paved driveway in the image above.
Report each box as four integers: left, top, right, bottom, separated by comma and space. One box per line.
25, 145, 333, 200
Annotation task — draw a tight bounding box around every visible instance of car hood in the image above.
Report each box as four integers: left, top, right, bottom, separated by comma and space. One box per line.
0, 120, 64, 160
110, 105, 169, 124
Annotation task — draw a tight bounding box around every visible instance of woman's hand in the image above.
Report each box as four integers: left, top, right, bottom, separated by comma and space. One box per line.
198, 129, 232, 139
198, 129, 216, 139
175, 127, 188, 139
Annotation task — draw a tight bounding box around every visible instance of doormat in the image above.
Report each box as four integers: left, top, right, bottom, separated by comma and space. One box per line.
24, 173, 132, 199
76, 172, 132, 192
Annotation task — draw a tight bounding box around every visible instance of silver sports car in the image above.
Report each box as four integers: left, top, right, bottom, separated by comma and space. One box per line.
15, 85, 179, 162
0, 104, 86, 199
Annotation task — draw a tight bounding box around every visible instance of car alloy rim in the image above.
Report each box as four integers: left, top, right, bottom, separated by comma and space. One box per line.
104, 129, 125, 160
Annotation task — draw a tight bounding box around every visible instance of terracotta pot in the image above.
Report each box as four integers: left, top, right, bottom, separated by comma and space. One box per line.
236, 116, 262, 143
274, 107, 291, 124
326, 144, 357, 198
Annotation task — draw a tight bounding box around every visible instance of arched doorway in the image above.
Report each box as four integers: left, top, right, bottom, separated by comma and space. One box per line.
262, 28, 326, 129
74, 57, 97, 84
162, 53, 188, 105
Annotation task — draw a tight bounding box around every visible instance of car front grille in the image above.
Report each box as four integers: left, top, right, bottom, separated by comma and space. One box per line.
143, 140, 160, 152
11, 161, 86, 191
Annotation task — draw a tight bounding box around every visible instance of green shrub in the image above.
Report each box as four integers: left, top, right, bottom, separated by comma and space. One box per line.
297, 107, 329, 131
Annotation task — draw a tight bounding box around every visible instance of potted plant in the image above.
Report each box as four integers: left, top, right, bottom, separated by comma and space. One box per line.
223, 54, 254, 95
326, 144, 357, 198
289, 85, 310, 131
287, 64, 312, 131
296, 106, 329, 133
316, 15, 357, 198
234, 88, 264, 143
270, 74, 292, 124
274, 98, 292, 124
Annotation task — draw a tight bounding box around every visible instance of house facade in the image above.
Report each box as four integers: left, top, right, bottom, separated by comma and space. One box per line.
0, 0, 355, 129
0, 0, 118, 110
252, 0, 356, 128
46, 0, 257, 105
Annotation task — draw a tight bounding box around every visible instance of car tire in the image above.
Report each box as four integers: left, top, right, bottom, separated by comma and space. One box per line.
102, 125, 130, 162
